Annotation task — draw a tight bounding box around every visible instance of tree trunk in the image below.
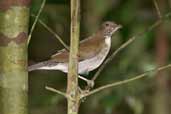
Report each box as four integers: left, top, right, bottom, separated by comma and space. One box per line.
0, 0, 30, 114
152, 0, 170, 114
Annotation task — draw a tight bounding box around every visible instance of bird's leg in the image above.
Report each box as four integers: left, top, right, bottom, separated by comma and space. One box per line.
78, 75, 94, 88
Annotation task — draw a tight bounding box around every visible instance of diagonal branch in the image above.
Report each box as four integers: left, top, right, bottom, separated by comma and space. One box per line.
81, 64, 171, 98
153, 0, 162, 18
28, 0, 46, 45
92, 37, 134, 81
31, 14, 69, 51
45, 86, 68, 98
91, 12, 171, 82
31, 14, 70, 51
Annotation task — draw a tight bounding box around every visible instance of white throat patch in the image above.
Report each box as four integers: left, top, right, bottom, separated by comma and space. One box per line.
105, 36, 111, 46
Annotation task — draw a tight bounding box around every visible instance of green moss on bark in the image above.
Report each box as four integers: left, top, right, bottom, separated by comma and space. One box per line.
0, 5, 29, 114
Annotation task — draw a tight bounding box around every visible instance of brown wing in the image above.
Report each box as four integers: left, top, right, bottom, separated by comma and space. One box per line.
51, 49, 69, 62
51, 35, 105, 62
78, 35, 105, 61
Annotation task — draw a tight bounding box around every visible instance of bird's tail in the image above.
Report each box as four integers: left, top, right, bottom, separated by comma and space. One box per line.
28, 60, 57, 72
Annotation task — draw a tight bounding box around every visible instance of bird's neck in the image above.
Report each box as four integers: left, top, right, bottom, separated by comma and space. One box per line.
95, 31, 112, 50
95, 29, 112, 44
94, 30, 106, 40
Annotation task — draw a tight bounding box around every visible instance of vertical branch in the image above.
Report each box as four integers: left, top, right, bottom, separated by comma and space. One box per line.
67, 0, 80, 114
0, 0, 30, 114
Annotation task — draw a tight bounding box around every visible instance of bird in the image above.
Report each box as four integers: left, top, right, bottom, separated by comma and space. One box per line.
28, 21, 121, 76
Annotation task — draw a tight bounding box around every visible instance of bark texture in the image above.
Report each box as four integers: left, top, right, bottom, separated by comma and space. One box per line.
0, 0, 30, 114
67, 0, 80, 114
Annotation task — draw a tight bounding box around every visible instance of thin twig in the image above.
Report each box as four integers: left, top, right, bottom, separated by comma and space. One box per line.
91, 12, 171, 82
45, 86, 68, 98
31, 14, 70, 51
27, 0, 46, 45
81, 64, 171, 98
153, 0, 162, 18
78, 75, 94, 87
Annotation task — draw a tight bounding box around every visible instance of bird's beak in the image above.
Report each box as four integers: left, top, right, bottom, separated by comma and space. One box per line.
111, 24, 122, 35
117, 24, 122, 30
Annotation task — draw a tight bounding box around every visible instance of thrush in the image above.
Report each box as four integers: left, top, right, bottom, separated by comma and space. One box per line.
28, 21, 121, 77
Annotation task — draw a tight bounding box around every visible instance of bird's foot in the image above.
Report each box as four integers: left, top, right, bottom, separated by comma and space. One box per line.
87, 80, 94, 88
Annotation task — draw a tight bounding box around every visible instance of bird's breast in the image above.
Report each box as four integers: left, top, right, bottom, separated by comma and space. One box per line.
78, 37, 111, 74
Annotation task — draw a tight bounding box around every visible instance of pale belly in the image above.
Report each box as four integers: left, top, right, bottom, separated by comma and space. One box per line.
59, 37, 111, 74
34, 37, 111, 74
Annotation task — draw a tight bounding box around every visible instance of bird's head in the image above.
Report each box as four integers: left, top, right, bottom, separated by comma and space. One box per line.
100, 21, 122, 37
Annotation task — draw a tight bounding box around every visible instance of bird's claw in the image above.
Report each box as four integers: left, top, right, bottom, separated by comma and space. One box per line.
87, 80, 94, 88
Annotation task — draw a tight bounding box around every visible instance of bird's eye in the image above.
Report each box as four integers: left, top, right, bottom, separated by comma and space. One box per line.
105, 23, 109, 26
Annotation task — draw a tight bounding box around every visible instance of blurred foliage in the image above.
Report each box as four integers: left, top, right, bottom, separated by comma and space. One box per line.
28, 0, 171, 114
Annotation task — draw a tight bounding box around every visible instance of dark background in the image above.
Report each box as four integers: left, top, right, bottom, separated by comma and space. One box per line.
28, 0, 171, 114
